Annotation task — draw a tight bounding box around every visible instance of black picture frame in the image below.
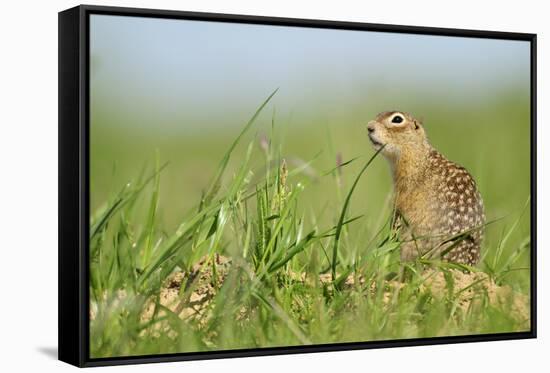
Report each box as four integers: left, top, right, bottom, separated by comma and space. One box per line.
58, 4, 537, 368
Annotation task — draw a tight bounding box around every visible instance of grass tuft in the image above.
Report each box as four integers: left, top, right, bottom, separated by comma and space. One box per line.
89, 94, 531, 359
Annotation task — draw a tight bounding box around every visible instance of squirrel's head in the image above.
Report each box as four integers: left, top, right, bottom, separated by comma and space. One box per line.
367, 111, 429, 160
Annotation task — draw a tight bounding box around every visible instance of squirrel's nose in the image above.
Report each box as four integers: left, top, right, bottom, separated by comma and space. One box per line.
367, 120, 377, 133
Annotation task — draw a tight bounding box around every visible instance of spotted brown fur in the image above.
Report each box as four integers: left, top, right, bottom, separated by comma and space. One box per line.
367, 111, 485, 265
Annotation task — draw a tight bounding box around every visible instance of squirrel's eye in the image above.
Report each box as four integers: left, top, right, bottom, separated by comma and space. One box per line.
391, 115, 404, 124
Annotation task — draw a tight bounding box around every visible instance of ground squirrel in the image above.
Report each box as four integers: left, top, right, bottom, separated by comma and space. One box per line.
367, 111, 485, 265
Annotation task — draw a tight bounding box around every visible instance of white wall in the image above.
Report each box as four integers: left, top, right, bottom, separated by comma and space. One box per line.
0, 0, 546, 371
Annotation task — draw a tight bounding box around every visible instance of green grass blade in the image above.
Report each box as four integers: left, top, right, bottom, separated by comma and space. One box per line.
492, 197, 530, 271
331, 146, 385, 282
141, 150, 161, 267
204, 88, 278, 202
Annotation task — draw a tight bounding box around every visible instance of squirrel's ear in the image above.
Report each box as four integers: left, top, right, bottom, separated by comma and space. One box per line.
414, 117, 424, 129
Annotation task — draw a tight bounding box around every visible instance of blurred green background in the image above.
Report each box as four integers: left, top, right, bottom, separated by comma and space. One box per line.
90, 15, 531, 288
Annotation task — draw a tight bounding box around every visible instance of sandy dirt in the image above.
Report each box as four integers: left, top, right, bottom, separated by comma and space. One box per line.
91, 255, 529, 334
420, 268, 530, 325
140, 254, 232, 327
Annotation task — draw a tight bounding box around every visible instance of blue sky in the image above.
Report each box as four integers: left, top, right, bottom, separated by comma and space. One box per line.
90, 14, 530, 133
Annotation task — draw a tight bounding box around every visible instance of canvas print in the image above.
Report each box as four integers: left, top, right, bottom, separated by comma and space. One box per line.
89, 14, 532, 358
